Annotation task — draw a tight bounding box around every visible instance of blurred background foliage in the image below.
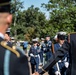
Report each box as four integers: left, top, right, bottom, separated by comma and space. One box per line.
11, 0, 76, 41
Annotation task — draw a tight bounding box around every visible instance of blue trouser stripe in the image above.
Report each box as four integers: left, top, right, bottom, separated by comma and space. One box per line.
4, 50, 10, 75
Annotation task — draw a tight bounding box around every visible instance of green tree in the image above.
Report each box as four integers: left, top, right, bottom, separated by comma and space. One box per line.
23, 5, 47, 40
42, 0, 76, 36
11, 0, 24, 40
11, 2, 47, 41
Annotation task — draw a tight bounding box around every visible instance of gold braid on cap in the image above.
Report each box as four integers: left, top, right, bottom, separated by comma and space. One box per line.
0, 2, 10, 7
0, 41, 20, 57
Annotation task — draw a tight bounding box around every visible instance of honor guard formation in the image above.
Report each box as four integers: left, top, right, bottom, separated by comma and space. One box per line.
0, 0, 76, 75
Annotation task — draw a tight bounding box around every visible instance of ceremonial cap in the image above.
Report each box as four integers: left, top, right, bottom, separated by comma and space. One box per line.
57, 34, 65, 40
32, 39, 38, 44
41, 38, 45, 41
0, 0, 11, 12
6, 28, 11, 36
57, 31, 66, 40
45, 35, 50, 37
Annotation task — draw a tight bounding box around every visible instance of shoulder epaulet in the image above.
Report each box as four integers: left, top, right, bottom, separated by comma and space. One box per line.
0, 41, 20, 57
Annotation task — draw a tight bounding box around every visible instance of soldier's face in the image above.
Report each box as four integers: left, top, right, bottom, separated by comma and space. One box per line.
34, 43, 37, 46
6, 13, 12, 26
42, 40, 44, 43
0, 13, 12, 25
46, 37, 50, 41
4, 33, 10, 41
59, 40, 64, 45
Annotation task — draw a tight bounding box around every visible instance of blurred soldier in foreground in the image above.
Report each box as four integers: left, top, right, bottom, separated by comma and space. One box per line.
0, 0, 39, 75
38, 33, 76, 75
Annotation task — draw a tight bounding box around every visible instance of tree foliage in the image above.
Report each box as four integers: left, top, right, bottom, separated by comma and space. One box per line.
42, 0, 76, 36
11, 1, 46, 41
23, 5, 47, 41
11, 0, 76, 41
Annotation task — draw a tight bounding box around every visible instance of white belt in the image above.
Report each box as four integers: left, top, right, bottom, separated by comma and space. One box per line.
58, 60, 62, 62
34, 55, 39, 57
30, 53, 39, 57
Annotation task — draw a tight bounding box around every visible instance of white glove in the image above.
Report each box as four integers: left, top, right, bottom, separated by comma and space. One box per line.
30, 53, 34, 57
55, 71, 61, 75
65, 62, 69, 68
58, 60, 62, 62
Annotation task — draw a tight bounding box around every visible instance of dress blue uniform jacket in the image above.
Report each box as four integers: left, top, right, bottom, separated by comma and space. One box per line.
41, 43, 46, 53
53, 43, 69, 73
29, 45, 40, 64
45, 41, 52, 61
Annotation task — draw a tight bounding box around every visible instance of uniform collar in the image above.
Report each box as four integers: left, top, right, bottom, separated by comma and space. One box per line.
0, 33, 4, 39
58, 43, 62, 47
34, 46, 37, 49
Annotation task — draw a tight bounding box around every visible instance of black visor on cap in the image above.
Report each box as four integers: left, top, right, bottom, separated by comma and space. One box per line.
33, 41, 37, 43
57, 34, 65, 40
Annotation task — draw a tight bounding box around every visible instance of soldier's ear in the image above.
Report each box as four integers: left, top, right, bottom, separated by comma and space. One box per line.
6, 14, 12, 24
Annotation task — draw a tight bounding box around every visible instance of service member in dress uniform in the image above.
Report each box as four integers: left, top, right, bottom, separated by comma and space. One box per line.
38, 33, 76, 75
49, 33, 69, 75
44, 35, 52, 61
40, 38, 45, 65
0, 1, 39, 75
29, 41, 41, 74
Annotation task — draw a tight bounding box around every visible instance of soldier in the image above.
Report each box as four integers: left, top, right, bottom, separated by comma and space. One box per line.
49, 33, 69, 75
44, 35, 52, 61
38, 33, 76, 75
40, 38, 45, 65
0, 0, 39, 75
29, 41, 40, 74
23, 41, 28, 53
